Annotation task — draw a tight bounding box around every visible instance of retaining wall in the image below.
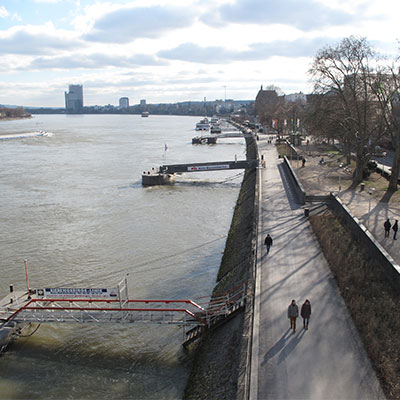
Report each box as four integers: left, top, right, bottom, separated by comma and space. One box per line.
329, 194, 400, 288
282, 155, 306, 205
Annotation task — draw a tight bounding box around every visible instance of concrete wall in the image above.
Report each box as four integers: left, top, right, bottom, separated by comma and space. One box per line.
282, 156, 306, 204
329, 194, 400, 288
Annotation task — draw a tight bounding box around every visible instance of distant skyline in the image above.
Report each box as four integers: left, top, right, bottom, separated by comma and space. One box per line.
0, 0, 399, 107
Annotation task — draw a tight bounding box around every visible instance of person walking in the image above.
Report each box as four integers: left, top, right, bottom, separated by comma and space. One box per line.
264, 234, 273, 254
301, 299, 312, 330
287, 299, 299, 332
393, 220, 398, 240
384, 219, 391, 238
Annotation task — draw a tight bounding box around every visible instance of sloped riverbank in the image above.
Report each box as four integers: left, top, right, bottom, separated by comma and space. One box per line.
184, 137, 258, 400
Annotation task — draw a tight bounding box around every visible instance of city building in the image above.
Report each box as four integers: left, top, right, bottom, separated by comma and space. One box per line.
65, 84, 83, 113
140, 99, 146, 106
119, 97, 129, 109
284, 92, 307, 104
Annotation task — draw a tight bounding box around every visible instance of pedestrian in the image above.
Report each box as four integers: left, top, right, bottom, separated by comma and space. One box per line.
384, 219, 391, 238
393, 220, 398, 240
287, 299, 299, 332
301, 299, 312, 330
302, 158, 306, 167
264, 234, 273, 254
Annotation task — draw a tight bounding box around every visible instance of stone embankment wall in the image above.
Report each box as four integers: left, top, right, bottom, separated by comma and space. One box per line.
183, 136, 258, 400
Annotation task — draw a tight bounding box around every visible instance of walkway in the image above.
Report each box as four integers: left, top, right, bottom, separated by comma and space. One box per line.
250, 138, 384, 399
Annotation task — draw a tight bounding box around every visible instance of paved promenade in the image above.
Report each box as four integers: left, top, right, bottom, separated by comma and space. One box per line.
250, 138, 384, 399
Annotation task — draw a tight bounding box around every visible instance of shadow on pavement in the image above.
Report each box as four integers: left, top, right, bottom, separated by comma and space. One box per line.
261, 328, 306, 366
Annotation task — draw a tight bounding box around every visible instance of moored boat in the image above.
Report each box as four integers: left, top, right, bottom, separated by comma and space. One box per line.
195, 118, 210, 131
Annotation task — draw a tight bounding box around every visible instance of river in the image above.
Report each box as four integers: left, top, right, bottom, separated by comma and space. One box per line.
0, 114, 245, 399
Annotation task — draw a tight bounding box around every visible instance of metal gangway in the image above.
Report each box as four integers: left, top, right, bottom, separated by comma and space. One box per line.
192, 131, 253, 144
1, 278, 247, 347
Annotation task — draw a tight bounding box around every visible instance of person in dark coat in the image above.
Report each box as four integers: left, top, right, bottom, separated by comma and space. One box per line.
384, 219, 391, 238
287, 299, 299, 332
393, 220, 398, 240
301, 299, 312, 330
264, 234, 273, 254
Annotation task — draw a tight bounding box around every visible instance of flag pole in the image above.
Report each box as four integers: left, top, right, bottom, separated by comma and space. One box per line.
24, 259, 31, 299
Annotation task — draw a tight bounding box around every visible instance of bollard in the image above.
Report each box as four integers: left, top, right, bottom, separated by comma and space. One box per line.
304, 208, 310, 217
360, 183, 365, 192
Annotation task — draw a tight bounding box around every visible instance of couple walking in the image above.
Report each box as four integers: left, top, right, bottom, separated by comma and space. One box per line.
287, 299, 311, 332
384, 219, 398, 240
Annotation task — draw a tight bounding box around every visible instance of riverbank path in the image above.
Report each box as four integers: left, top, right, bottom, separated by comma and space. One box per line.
249, 137, 384, 399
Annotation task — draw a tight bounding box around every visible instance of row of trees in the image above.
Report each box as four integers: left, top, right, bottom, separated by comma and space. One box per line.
306, 36, 400, 191
0, 106, 30, 119
256, 37, 400, 191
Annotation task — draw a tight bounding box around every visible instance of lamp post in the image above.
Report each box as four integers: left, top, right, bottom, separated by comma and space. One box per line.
368, 187, 375, 229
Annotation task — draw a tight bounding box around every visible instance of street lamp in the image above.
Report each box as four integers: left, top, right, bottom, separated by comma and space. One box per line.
368, 187, 375, 229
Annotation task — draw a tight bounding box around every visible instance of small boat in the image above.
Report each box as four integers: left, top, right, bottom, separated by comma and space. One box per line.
210, 125, 222, 134
195, 118, 210, 131
141, 112, 149, 117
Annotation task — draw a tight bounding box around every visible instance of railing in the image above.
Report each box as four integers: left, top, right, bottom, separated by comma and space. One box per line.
4, 298, 206, 326
2, 281, 247, 347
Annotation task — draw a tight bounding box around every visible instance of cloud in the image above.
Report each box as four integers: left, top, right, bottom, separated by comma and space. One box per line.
158, 43, 238, 64
247, 38, 336, 58
158, 38, 335, 64
84, 5, 196, 43
0, 6, 9, 18
0, 26, 82, 55
24, 53, 167, 70
202, 0, 356, 30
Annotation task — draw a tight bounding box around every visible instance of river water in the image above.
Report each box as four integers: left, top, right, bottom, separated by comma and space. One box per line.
0, 114, 245, 399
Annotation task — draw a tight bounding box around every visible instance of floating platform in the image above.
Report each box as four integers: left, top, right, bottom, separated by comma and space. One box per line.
0, 289, 32, 353
142, 171, 175, 186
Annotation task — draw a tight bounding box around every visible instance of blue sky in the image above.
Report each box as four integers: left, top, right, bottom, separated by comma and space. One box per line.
0, 0, 399, 107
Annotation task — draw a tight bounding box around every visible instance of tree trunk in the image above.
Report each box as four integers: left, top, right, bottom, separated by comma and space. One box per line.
353, 152, 366, 183
388, 136, 400, 192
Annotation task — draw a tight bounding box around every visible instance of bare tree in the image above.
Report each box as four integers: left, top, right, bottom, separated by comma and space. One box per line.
370, 66, 400, 191
309, 36, 384, 183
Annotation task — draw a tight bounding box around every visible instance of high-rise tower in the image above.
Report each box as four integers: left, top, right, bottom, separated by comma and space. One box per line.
65, 84, 83, 113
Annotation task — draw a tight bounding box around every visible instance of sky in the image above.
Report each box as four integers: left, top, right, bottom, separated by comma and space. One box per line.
0, 0, 399, 107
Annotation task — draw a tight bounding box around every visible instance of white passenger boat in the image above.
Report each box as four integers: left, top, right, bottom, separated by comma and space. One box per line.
195, 118, 210, 131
